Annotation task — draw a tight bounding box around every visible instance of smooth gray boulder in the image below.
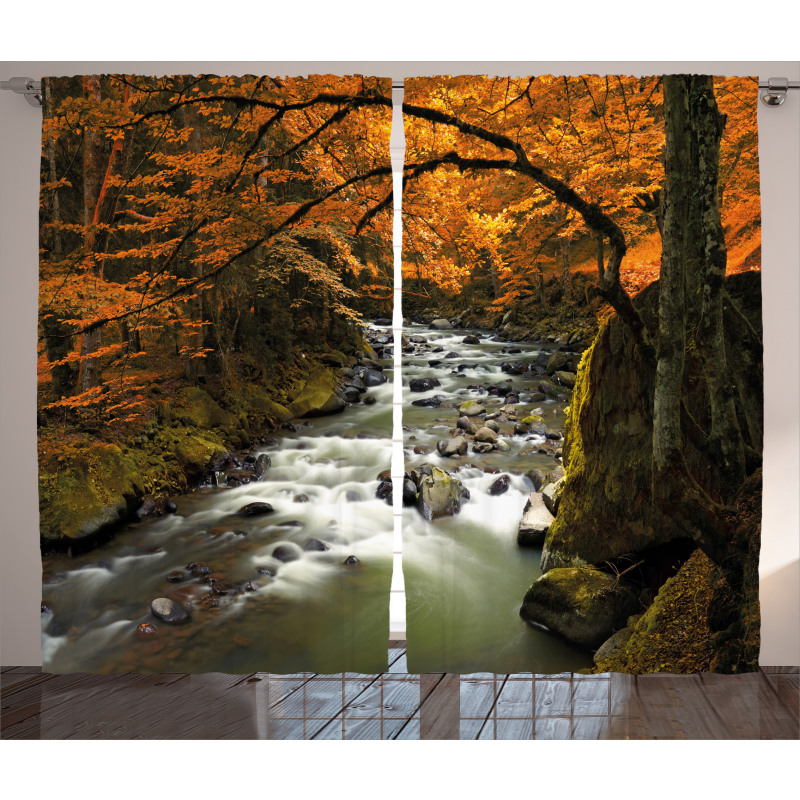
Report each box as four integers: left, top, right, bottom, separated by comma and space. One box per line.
542, 476, 566, 515
474, 427, 499, 444
430, 318, 453, 330
437, 436, 468, 457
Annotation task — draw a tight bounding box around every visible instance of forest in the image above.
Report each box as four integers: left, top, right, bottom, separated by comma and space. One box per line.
38, 73, 762, 675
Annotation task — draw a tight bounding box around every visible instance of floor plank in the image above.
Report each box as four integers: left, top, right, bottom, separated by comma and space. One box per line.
2, 656, 798, 740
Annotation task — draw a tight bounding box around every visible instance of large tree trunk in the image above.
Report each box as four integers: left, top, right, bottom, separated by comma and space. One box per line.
652, 76, 691, 477
691, 77, 746, 495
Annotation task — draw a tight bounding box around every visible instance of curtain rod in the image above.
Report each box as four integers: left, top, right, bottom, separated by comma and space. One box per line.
3, 76, 799, 108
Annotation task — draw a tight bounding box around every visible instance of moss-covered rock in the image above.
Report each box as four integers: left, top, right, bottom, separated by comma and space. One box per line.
172, 386, 239, 430
416, 466, 465, 521
38, 443, 145, 542
520, 566, 640, 650
592, 549, 715, 673
287, 366, 346, 418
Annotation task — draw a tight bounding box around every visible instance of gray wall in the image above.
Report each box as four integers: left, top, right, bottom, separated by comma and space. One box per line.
1, 61, 798, 666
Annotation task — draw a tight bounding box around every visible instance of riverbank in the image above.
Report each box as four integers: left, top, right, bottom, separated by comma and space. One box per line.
38, 323, 390, 553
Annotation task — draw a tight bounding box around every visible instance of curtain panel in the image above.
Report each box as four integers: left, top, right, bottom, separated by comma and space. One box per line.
38, 74, 395, 674
38, 73, 762, 676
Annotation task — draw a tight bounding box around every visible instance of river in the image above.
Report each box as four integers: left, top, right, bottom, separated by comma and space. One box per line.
41, 342, 395, 675
401, 323, 593, 673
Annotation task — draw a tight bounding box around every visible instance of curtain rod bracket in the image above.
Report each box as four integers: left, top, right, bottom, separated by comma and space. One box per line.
0, 77, 42, 107
759, 77, 799, 107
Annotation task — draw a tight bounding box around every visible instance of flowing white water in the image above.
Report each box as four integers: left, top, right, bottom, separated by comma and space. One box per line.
402, 324, 593, 673
41, 342, 394, 675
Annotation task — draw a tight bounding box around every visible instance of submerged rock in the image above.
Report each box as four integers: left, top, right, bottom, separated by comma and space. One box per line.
488, 475, 510, 495
150, 597, 190, 624
238, 502, 274, 516
409, 377, 441, 392
272, 544, 302, 563
519, 567, 639, 650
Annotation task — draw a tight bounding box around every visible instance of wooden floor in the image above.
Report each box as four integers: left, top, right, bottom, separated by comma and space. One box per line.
2, 644, 797, 739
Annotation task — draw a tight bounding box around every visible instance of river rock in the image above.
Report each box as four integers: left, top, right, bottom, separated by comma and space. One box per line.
254, 454, 271, 480
474, 427, 498, 444
136, 622, 158, 637
546, 352, 570, 375
459, 401, 485, 417
456, 416, 476, 434
343, 555, 360, 565
187, 562, 212, 577
520, 567, 640, 649
593, 627, 634, 665
484, 420, 500, 433
150, 597, 190, 624
524, 468, 548, 492
403, 478, 417, 506
462, 334, 480, 345
238, 502, 274, 516
437, 436, 468, 457
303, 538, 330, 552
430, 318, 452, 329
537, 380, 560, 399
410, 335, 427, 343
472, 442, 494, 454
412, 395, 444, 407
272, 544, 302, 563
517, 492, 555, 547
364, 395, 377, 405
488, 475, 510, 495
555, 370, 577, 388
376, 480, 393, 501
409, 377, 441, 392
362, 369, 387, 387
373, 318, 391, 326
343, 386, 361, 403
542, 476, 566, 515
493, 439, 511, 451
416, 466, 464, 521
166, 570, 186, 583
293, 494, 310, 503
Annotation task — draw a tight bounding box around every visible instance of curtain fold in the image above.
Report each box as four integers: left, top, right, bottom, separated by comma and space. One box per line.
401, 74, 762, 675
38, 73, 395, 674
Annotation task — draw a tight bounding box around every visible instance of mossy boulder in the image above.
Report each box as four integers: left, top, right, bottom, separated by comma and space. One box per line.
238, 385, 292, 425
592, 549, 715, 673
38, 443, 146, 542
520, 566, 640, 650
288, 366, 346, 418
542, 271, 763, 572
172, 386, 239, 430
458, 401, 485, 417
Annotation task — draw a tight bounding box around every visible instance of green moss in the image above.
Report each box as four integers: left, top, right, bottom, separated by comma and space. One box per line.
287, 365, 346, 418
172, 386, 239, 429
592, 549, 715, 674
38, 443, 145, 542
